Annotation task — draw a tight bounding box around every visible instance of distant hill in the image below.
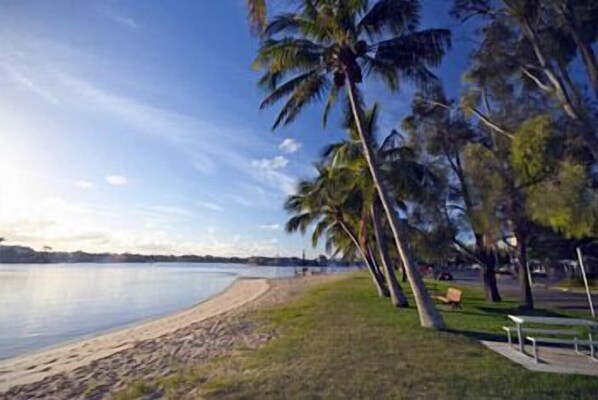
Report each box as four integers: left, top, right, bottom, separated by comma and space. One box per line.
0, 245, 343, 267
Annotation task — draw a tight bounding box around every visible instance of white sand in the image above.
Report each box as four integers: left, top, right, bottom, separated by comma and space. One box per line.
0, 278, 269, 389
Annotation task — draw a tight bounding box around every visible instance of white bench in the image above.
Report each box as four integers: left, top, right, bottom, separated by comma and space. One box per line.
502, 327, 578, 347
526, 336, 596, 363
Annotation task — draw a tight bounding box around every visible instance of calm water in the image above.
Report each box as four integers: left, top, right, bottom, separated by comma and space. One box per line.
0, 263, 329, 360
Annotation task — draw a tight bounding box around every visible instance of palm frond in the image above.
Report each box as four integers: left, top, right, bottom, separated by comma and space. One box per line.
260, 68, 321, 109
272, 73, 331, 129
312, 219, 330, 247
285, 212, 315, 234
322, 83, 340, 127
358, 0, 420, 38
253, 38, 323, 74
247, 0, 267, 33
375, 29, 452, 70
264, 12, 331, 41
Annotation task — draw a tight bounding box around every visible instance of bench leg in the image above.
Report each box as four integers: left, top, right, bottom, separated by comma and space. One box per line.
574, 338, 581, 355
531, 340, 538, 363
506, 330, 512, 347
516, 323, 524, 353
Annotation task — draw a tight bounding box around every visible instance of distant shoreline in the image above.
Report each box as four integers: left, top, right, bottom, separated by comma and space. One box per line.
0, 278, 271, 389
0, 244, 344, 267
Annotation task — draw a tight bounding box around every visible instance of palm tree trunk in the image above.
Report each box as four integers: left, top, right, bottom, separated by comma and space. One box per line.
346, 79, 445, 329
371, 201, 409, 307
367, 244, 385, 280
339, 220, 389, 297
365, 248, 391, 298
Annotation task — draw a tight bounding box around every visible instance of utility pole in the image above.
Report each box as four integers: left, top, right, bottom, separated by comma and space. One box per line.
576, 247, 596, 318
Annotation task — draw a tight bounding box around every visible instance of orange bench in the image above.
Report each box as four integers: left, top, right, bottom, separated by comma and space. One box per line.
435, 288, 462, 309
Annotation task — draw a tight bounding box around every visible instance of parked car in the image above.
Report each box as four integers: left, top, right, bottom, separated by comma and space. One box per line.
496, 266, 513, 276
436, 272, 454, 281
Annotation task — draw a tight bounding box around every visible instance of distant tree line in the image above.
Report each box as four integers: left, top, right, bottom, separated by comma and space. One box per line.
0, 244, 338, 267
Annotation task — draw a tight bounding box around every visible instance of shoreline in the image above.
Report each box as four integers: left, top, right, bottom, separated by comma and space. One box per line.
0, 277, 270, 390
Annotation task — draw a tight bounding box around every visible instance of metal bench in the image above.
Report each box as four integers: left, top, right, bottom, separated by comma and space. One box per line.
502, 327, 578, 347
435, 288, 462, 309
526, 336, 596, 363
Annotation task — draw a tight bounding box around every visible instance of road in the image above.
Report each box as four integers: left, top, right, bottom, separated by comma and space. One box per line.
451, 271, 597, 315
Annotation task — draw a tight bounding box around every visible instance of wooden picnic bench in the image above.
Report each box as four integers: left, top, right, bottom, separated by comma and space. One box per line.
435, 287, 462, 309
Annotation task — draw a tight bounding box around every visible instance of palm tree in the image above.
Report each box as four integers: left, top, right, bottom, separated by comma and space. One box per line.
285, 167, 390, 297
251, 0, 449, 329
323, 105, 410, 307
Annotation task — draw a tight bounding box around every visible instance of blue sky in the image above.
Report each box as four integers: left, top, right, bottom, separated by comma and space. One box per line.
0, 0, 472, 257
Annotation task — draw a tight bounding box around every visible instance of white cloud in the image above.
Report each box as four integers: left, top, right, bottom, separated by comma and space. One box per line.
197, 201, 223, 211
105, 175, 128, 186
250, 156, 296, 194
76, 180, 93, 190
95, 4, 140, 29
0, 63, 59, 104
251, 155, 289, 170
148, 205, 193, 217
258, 223, 281, 230
191, 156, 216, 175
279, 138, 301, 154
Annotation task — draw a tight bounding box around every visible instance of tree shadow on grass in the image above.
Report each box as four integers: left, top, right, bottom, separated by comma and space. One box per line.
444, 328, 505, 342
474, 306, 569, 318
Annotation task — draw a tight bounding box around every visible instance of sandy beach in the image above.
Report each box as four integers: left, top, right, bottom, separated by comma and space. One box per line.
0, 277, 271, 397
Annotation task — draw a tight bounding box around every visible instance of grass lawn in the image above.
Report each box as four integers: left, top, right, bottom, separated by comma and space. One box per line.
552, 278, 597, 294
121, 272, 598, 399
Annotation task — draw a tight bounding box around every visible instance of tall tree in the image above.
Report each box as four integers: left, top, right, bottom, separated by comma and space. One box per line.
403, 88, 502, 301
251, 0, 450, 329
323, 105, 410, 307
452, 0, 598, 159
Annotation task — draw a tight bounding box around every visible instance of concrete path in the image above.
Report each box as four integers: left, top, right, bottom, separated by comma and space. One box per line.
482, 341, 598, 376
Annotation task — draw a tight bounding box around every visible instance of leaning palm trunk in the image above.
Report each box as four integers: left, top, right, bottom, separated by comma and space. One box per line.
347, 80, 445, 329
371, 201, 409, 308
365, 248, 391, 298
339, 220, 389, 297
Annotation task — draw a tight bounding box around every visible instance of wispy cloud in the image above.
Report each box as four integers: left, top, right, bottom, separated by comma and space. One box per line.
95, 3, 140, 29
0, 63, 59, 104
258, 223, 281, 230
148, 205, 193, 217
279, 138, 301, 154
76, 180, 93, 190
250, 156, 296, 194
197, 201, 223, 211
105, 175, 128, 186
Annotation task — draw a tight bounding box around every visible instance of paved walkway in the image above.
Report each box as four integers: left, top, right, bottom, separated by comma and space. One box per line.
482, 341, 598, 376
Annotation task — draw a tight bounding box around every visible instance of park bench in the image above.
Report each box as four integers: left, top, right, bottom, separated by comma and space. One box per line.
435, 287, 462, 309
506, 315, 598, 363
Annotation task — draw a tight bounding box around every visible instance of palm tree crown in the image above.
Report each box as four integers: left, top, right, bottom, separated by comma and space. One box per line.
253, 0, 451, 128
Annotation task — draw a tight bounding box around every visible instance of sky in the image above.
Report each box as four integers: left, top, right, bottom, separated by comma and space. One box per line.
0, 0, 472, 258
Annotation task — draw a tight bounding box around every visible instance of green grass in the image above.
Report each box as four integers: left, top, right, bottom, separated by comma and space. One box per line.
113, 380, 157, 400
127, 273, 598, 399
553, 278, 597, 294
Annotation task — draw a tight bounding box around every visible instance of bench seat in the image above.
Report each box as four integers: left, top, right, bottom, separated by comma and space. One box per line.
502, 326, 578, 346
525, 336, 596, 363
